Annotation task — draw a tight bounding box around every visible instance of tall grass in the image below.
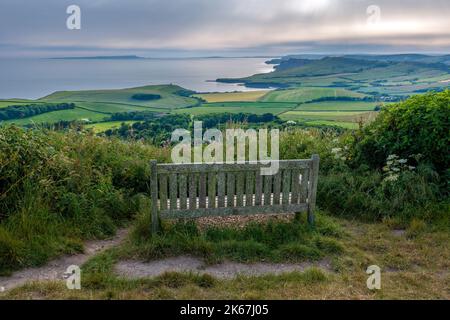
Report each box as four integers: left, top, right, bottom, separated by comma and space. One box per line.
0, 126, 170, 274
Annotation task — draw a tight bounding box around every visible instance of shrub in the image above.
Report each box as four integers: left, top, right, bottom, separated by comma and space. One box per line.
0, 126, 170, 273
352, 90, 450, 173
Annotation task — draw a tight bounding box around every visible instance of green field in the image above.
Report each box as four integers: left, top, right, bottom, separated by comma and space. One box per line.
175, 101, 297, 115
194, 90, 270, 102
3, 107, 108, 125
260, 87, 366, 103
42, 84, 198, 110
85, 121, 137, 132
295, 101, 381, 111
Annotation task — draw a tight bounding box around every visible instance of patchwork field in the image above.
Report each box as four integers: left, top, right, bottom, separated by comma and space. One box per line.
85, 121, 137, 132
175, 101, 298, 116
260, 87, 366, 103
194, 90, 270, 102
41, 84, 199, 110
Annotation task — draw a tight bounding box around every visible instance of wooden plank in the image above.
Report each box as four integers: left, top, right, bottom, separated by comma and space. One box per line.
226, 172, 235, 207
217, 172, 225, 207
291, 169, 301, 204
179, 174, 187, 210
282, 169, 291, 205
199, 173, 207, 208
307, 154, 320, 225
159, 173, 168, 211
255, 171, 262, 205
150, 160, 159, 233
236, 172, 245, 207
263, 175, 272, 206
189, 174, 197, 210
300, 168, 309, 203
157, 160, 311, 174
245, 171, 254, 206
208, 172, 217, 209
273, 170, 281, 205
169, 173, 178, 210
162, 203, 308, 219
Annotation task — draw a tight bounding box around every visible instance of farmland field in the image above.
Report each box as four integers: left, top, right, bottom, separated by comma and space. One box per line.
3, 107, 108, 125
260, 87, 366, 103
194, 90, 270, 102
295, 101, 382, 111
85, 121, 137, 132
175, 101, 297, 115
41, 84, 199, 110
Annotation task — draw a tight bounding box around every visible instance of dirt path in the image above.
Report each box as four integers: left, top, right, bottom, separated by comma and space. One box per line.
0, 228, 129, 292
115, 256, 332, 279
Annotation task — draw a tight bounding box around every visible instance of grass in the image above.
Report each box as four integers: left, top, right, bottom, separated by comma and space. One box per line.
124, 211, 344, 264
296, 101, 381, 112
303, 120, 359, 129
41, 84, 198, 110
260, 87, 367, 103
194, 90, 271, 102
175, 101, 297, 116
2, 107, 108, 125
280, 111, 377, 124
85, 121, 138, 133
2, 214, 448, 300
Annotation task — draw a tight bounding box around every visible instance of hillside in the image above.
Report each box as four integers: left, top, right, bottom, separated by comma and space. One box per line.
218, 55, 450, 96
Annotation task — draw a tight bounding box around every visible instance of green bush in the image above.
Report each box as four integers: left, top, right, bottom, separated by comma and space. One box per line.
0, 126, 170, 273
352, 90, 450, 173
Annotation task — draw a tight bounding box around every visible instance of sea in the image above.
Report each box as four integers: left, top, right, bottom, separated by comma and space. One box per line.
0, 57, 274, 99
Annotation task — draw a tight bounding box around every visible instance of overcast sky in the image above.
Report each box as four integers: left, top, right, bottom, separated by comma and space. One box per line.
1, 0, 449, 57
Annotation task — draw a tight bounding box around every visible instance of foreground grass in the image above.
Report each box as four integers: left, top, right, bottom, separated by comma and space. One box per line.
2, 213, 449, 300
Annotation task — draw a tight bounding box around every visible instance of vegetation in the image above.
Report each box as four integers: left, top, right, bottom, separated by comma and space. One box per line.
0, 126, 169, 274
131, 93, 161, 101
0, 103, 75, 121
0, 55, 448, 299
352, 90, 450, 174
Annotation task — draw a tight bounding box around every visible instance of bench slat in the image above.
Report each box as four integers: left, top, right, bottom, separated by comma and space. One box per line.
157, 160, 311, 174
199, 173, 207, 208
236, 173, 245, 207
179, 174, 187, 209
159, 174, 168, 210
273, 170, 281, 205
226, 172, 235, 207
245, 171, 254, 206
300, 169, 309, 203
208, 172, 217, 209
255, 172, 262, 205
282, 169, 291, 205
162, 203, 308, 219
217, 172, 225, 207
291, 169, 301, 204
169, 173, 178, 210
189, 173, 197, 210
264, 175, 272, 206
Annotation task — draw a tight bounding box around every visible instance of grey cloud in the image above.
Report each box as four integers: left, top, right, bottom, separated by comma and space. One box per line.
0, 0, 449, 57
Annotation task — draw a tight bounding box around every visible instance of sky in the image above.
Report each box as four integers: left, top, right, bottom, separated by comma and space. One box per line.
1, 0, 450, 58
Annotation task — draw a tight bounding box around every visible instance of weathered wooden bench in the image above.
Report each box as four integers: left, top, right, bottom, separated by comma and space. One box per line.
150, 155, 319, 232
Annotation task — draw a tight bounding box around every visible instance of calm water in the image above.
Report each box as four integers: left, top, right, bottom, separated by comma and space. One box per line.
0, 57, 274, 99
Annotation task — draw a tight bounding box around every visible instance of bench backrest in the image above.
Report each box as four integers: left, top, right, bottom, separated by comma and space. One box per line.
150, 155, 319, 231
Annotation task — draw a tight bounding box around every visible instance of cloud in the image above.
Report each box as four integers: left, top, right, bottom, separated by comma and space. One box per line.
0, 0, 449, 56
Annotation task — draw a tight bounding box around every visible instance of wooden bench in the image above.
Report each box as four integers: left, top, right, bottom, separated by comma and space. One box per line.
150, 155, 320, 232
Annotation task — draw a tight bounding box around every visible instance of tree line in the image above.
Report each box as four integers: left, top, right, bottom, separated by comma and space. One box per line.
0, 103, 75, 121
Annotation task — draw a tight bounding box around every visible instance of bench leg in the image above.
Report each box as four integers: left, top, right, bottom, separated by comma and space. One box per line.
307, 207, 315, 227
151, 207, 159, 234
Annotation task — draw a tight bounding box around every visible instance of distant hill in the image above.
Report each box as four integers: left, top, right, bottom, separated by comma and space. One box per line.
218, 55, 450, 96
344, 54, 450, 65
